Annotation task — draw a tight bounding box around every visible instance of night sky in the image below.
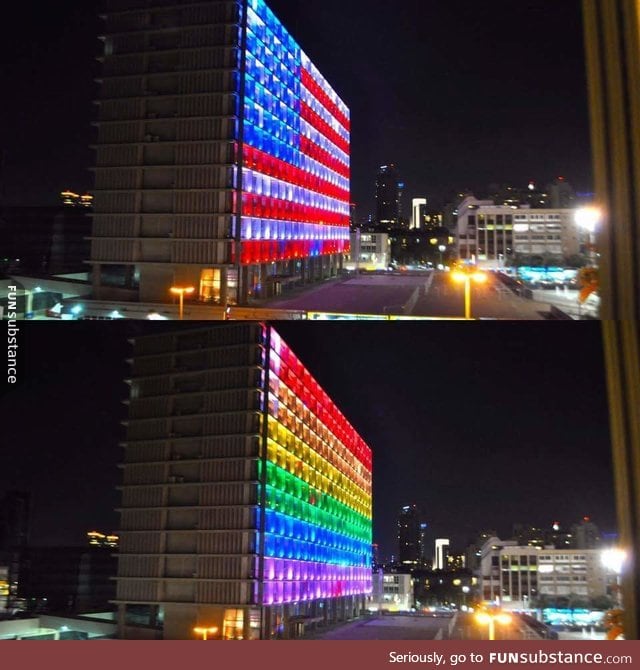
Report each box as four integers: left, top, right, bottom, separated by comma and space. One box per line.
2, 322, 616, 557
0, 0, 592, 214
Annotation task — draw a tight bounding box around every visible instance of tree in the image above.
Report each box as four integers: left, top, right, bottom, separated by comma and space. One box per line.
578, 267, 599, 303
604, 609, 624, 640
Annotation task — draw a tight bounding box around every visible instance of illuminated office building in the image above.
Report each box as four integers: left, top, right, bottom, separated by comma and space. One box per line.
434, 538, 450, 571
455, 196, 581, 268
91, 0, 350, 306
116, 324, 372, 640
411, 198, 427, 230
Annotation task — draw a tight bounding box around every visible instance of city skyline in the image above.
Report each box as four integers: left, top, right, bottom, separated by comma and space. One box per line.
0, 0, 591, 213
1, 321, 616, 558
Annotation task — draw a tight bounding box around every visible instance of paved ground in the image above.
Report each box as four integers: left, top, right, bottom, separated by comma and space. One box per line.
531, 289, 600, 319
269, 274, 427, 316
266, 272, 554, 320
309, 614, 457, 640
308, 613, 540, 641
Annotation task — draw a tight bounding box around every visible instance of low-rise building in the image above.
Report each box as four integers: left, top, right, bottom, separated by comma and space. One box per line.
455, 197, 585, 268
346, 232, 391, 271
477, 537, 609, 611
370, 571, 413, 612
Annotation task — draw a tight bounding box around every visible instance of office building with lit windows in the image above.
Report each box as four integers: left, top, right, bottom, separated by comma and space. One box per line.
345, 231, 390, 272
116, 324, 372, 640
477, 537, 608, 611
91, 0, 350, 306
455, 197, 582, 268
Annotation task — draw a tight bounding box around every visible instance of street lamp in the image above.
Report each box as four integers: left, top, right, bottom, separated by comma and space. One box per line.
575, 206, 602, 265
462, 586, 470, 609
451, 269, 488, 320
475, 611, 512, 641
601, 548, 626, 609
438, 245, 447, 269
193, 626, 218, 641
170, 286, 195, 320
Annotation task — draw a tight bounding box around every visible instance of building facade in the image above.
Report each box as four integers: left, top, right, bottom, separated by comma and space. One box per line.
455, 197, 583, 268
116, 324, 372, 639
370, 571, 413, 612
19, 546, 117, 614
0, 491, 30, 612
411, 198, 427, 230
345, 231, 390, 271
434, 538, 450, 571
477, 537, 608, 610
0, 206, 90, 276
91, 0, 350, 306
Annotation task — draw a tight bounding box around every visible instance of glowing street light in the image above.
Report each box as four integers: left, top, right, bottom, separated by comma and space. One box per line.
575, 206, 602, 264
602, 548, 626, 574
475, 610, 513, 641
451, 269, 488, 320
170, 286, 195, 320
438, 245, 447, 269
602, 548, 627, 609
462, 585, 470, 608
193, 626, 218, 641
575, 206, 602, 234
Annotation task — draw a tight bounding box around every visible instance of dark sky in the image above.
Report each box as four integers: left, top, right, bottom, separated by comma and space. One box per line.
0, 0, 592, 213
2, 322, 616, 557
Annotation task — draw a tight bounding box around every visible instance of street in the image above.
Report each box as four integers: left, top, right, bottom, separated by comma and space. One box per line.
309, 612, 538, 641
266, 272, 554, 320
310, 613, 458, 640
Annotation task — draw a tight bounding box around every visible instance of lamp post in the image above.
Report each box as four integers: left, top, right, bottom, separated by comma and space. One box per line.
574, 206, 602, 266
451, 269, 488, 320
462, 585, 470, 609
193, 626, 218, 641
170, 286, 195, 321
475, 611, 512, 641
601, 548, 626, 609
438, 245, 447, 269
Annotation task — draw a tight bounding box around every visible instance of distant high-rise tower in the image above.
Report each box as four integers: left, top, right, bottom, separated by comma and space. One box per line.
411, 198, 427, 230
376, 165, 403, 226
116, 324, 373, 640
572, 517, 601, 549
91, 0, 351, 306
397, 505, 421, 565
434, 538, 450, 571
547, 177, 577, 209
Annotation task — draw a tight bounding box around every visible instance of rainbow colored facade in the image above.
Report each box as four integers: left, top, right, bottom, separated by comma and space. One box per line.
260, 327, 372, 606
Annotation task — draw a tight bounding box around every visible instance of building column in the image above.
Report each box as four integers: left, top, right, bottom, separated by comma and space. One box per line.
117, 604, 127, 639
260, 263, 270, 299
239, 265, 250, 305
220, 269, 228, 306
91, 264, 101, 299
